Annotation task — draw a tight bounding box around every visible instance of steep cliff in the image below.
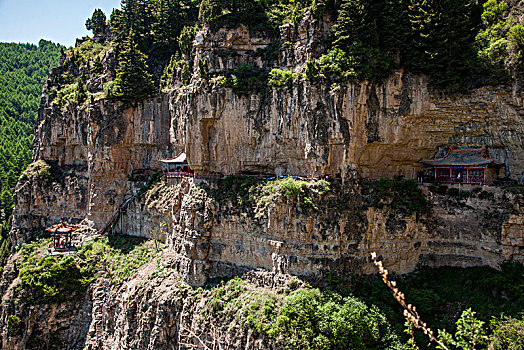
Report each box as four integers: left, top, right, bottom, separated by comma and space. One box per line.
117, 176, 523, 286
0, 237, 408, 350
9, 12, 524, 280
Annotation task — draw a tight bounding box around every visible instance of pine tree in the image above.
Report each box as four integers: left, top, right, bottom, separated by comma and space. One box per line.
113, 33, 156, 103
409, 0, 482, 91
85, 9, 107, 36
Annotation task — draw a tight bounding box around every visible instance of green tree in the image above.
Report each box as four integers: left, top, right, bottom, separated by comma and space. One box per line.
476, 0, 524, 77
0, 40, 62, 244
438, 308, 489, 350
409, 0, 483, 91
178, 24, 199, 57
85, 8, 107, 36
113, 34, 156, 103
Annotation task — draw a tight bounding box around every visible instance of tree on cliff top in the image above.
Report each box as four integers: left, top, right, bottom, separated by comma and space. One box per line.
476, 0, 524, 78
113, 34, 156, 104
85, 9, 108, 36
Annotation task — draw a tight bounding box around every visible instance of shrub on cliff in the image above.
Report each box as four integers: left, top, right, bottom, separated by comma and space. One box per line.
16, 240, 93, 302
225, 64, 269, 94
205, 278, 407, 349
268, 68, 302, 87
20, 160, 51, 181
15, 235, 160, 302
362, 177, 429, 215
205, 176, 330, 214
7, 314, 21, 337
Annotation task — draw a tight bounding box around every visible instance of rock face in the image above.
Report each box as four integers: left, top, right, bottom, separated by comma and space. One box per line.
118, 179, 524, 286
10, 13, 524, 280
0, 252, 93, 350
0, 247, 302, 350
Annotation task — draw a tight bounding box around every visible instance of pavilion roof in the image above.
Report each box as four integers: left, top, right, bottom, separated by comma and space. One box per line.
45, 219, 78, 233
159, 152, 187, 164
420, 147, 493, 167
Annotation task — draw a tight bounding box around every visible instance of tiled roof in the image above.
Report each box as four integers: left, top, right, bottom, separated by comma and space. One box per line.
420, 147, 493, 166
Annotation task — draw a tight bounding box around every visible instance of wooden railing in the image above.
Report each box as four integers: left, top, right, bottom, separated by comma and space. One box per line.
434, 176, 485, 184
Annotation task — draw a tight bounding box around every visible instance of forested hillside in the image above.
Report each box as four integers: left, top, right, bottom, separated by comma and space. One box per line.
0, 40, 63, 253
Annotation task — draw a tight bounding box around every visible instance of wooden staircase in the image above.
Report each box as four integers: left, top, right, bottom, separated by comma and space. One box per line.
98, 195, 137, 235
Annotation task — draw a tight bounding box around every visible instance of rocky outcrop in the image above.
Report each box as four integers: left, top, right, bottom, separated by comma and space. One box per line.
117, 178, 524, 286
0, 253, 92, 349
0, 248, 303, 350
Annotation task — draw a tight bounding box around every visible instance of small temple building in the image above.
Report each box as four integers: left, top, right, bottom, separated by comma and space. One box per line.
159, 152, 191, 173
46, 218, 78, 251
420, 146, 503, 185
159, 152, 193, 183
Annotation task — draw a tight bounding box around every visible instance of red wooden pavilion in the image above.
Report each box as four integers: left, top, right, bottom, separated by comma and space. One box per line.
46, 218, 78, 251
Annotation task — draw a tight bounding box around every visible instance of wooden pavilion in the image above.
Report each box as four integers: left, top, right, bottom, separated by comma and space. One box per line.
46, 218, 78, 251
420, 146, 502, 184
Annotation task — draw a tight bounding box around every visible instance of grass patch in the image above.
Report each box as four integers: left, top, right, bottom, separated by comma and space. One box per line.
78, 235, 161, 284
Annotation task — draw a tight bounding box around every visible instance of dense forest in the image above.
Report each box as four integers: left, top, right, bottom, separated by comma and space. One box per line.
0, 40, 63, 259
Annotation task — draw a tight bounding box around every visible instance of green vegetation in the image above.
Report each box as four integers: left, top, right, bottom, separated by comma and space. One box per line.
0, 40, 62, 268
204, 277, 407, 349
15, 235, 161, 302
16, 239, 93, 302
306, 48, 357, 82
20, 160, 51, 182
438, 308, 489, 349
7, 314, 21, 337
362, 177, 429, 215
178, 24, 199, 57
204, 176, 330, 214
354, 263, 524, 349
268, 68, 302, 87
0, 41, 62, 219
476, 0, 524, 78
69, 0, 523, 98
78, 235, 161, 283
224, 64, 269, 94
489, 315, 524, 350
85, 8, 108, 36
198, 0, 330, 32
112, 34, 156, 104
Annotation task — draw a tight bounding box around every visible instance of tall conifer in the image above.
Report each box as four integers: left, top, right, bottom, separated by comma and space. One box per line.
113, 32, 156, 103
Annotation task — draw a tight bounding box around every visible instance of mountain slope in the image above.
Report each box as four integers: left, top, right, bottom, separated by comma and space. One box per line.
0, 40, 63, 253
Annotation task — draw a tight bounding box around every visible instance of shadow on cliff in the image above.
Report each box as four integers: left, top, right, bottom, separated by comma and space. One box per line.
107, 234, 148, 254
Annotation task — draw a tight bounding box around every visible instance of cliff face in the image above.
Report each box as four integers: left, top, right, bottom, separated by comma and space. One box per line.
10, 12, 524, 277
118, 178, 523, 286
0, 245, 303, 350
176, 14, 524, 179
